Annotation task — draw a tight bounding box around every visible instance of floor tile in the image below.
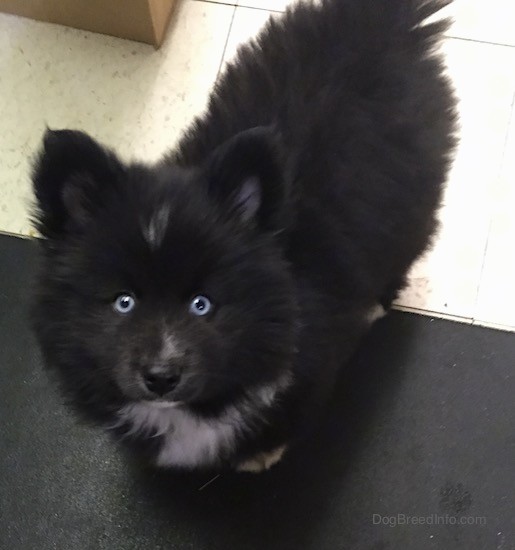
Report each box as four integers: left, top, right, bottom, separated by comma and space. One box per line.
396, 40, 515, 318
0, 0, 233, 236
237, 0, 293, 11
196, 0, 236, 5
223, 6, 275, 65
440, 0, 515, 46
474, 105, 515, 329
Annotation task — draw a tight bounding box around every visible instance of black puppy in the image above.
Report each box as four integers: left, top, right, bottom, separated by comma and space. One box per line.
31, 0, 456, 472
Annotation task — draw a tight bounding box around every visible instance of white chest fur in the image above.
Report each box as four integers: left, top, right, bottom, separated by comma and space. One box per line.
115, 373, 292, 469
118, 402, 243, 468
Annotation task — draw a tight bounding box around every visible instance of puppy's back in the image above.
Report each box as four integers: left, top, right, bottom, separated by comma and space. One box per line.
176, 0, 455, 167
175, 0, 457, 302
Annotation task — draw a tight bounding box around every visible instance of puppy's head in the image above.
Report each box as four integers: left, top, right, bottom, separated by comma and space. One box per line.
32, 128, 296, 421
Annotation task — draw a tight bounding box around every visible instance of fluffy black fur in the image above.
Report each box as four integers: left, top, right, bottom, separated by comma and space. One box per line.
31, 0, 457, 470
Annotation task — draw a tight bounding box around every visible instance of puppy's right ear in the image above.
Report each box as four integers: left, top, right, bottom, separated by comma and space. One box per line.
32, 129, 123, 239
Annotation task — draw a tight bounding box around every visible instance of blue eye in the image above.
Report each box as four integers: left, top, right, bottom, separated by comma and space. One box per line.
189, 295, 212, 317
113, 294, 136, 314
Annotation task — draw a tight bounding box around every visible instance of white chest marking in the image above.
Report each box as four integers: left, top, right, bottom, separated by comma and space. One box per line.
119, 403, 242, 468
115, 373, 292, 469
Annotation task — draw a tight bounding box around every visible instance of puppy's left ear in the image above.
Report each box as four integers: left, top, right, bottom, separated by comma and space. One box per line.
206, 127, 287, 230
32, 129, 124, 239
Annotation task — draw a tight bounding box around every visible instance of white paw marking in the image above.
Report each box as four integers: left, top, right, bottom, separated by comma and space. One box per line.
366, 303, 387, 324
236, 445, 287, 473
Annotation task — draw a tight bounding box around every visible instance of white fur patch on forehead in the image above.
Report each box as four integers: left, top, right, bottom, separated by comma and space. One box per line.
160, 333, 182, 361
143, 204, 170, 249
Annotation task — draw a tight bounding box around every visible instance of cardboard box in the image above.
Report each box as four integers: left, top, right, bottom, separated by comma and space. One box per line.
0, 0, 177, 47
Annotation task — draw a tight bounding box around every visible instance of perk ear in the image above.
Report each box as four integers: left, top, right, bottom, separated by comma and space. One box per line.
206, 127, 287, 230
32, 129, 123, 238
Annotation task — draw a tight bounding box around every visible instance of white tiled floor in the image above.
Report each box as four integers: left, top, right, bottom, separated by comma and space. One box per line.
0, 0, 514, 332
396, 40, 515, 321
475, 106, 515, 329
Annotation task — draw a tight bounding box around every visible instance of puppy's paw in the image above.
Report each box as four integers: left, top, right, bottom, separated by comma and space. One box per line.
236, 445, 287, 473
366, 303, 387, 325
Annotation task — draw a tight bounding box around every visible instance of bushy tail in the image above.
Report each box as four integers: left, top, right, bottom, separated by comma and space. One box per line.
316, 0, 453, 44
406, 0, 453, 25
396, 0, 453, 39
322, 0, 452, 23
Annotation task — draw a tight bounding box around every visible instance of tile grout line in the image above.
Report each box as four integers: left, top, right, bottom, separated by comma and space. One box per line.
393, 304, 474, 323
471, 89, 515, 324
194, 0, 283, 14
444, 35, 515, 49
215, 4, 237, 76
193, 0, 237, 6
230, 3, 284, 13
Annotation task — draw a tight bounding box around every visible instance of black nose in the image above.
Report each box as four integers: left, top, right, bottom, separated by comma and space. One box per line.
143, 371, 180, 397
